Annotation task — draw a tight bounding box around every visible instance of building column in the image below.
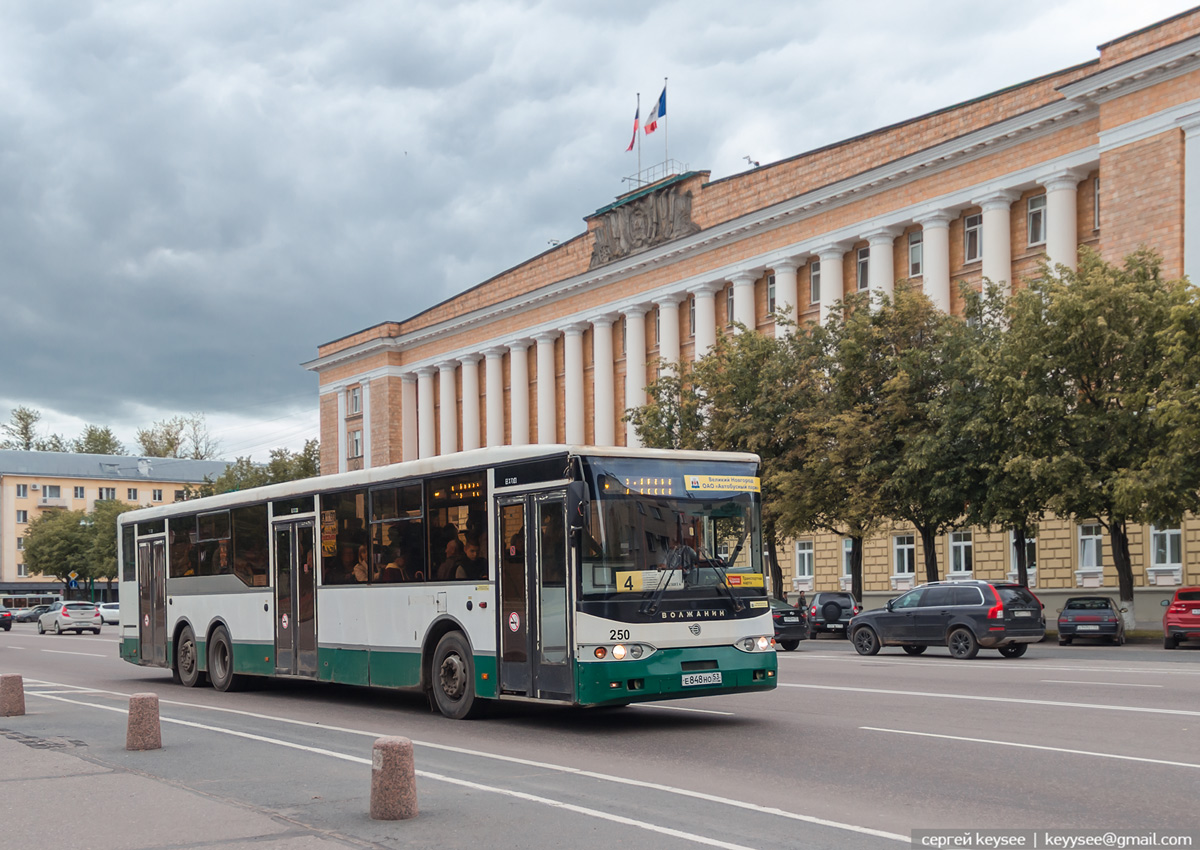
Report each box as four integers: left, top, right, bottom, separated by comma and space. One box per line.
591, 316, 616, 446
563, 324, 586, 445
401, 374, 418, 461
624, 307, 648, 448
689, 282, 722, 358
729, 271, 757, 331
483, 348, 506, 448
915, 212, 953, 313
459, 354, 481, 452
974, 189, 1020, 292
416, 366, 436, 459
655, 296, 682, 366
335, 389, 347, 473
1182, 113, 1200, 283
1042, 170, 1084, 272
816, 244, 849, 325
508, 341, 530, 445
360, 381, 372, 469
865, 227, 902, 303
535, 332, 558, 444
772, 259, 800, 336
438, 361, 458, 455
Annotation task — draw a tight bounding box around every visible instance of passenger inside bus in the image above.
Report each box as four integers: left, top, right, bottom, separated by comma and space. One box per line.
437, 537, 465, 581
456, 537, 487, 580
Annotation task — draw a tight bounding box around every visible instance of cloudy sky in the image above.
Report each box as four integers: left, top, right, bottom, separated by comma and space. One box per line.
1, 0, 1193, 460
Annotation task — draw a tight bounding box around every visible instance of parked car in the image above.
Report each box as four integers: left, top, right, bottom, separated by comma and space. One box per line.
15, 604, 53, 623
807, 592, 860, 638
0, 606, 11, 631
849, 580, 1045, 659
769, 598, 808, 651
1162, 586, 1200, 649
1057, 596, 1125, 645
37, 602, 102, 635
98, 602, 120, 625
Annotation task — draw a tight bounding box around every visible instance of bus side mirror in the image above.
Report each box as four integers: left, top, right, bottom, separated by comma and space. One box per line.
567, 481, 589, 533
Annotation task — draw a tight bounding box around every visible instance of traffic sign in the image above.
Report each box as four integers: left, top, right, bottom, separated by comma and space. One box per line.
68, 579, 79, 589
68, 571, 78, 580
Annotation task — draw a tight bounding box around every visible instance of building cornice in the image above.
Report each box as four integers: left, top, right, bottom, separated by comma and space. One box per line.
1058, 33, 1200, 104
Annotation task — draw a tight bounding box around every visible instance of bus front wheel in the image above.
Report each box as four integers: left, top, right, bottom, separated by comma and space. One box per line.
208, 625, 242, 693
431, 632, 480, 720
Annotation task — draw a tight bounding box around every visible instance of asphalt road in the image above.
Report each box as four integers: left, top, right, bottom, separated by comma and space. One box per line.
2, 624, 1198, 850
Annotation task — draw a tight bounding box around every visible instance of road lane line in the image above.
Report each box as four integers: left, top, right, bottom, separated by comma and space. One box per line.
789, 653, 1200, 677
861, 726, 1200, 770
41, 650, 108, 658
637, 703, 734, 716
781, 683, 1200, 717
1040, 680, 1162, 688
25, 680, 909, 844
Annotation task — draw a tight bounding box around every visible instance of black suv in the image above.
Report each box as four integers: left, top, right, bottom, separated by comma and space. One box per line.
848, 580, 1044, 659
806, 592, 860, 638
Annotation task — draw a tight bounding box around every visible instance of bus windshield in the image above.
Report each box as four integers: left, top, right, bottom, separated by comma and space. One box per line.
578, 457, 764, 602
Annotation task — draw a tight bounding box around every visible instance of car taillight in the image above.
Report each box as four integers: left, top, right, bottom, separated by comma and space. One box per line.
852, 606, 861, 614
810, 606, 817, 615
62, 606, 70, 616
986, 584, 1004, 619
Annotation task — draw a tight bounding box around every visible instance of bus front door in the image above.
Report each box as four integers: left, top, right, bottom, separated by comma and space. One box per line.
273, 520, 317, 677
496, 493, 572, 701
137, 536, 167, 666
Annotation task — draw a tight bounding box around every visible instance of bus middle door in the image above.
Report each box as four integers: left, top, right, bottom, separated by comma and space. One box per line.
273, 520, 318, 677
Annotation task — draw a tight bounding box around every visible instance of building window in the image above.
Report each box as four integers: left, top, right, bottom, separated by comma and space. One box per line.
856, 247, 869, 291
348, 385, 362, 415
767, 274, 776, 314
689, 295, 696, 336
1079, 523, 1103, 569
153, 489, 163, 502
964, 214, 982, 263
949, 531, 973, 574
725, 285, 735, 324
894, 535, 916, 574
1011, 533, 1037, 573
73, 486, 85, 499
1094, 177, 1100, 231
841, 538, 854, 577
349, 430, 363, 459
17, 563, 28, 577
127, 488, 138, 500
16, 510, 28, 524
16, 484, 28, 498
1151, 526, 1182, 570
1027, 194, 1047, 246
99, 487, 116, 500
16, 537, 24, 551
44, 485, 60, 498
810, 261, 821, 304
795, 540, 814, 577
908, 231, 923, 277
175, 490, 186, 502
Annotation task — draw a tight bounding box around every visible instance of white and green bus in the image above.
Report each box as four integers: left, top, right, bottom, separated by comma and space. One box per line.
117, 445, 777, 718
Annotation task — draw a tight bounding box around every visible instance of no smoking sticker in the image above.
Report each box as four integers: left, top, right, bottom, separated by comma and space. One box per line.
508, 612, 520, 632
143, 614, 149, 627
281, 613, 289, 630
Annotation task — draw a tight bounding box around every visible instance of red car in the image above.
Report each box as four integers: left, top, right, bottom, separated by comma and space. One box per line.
1162, 587, 1200, 649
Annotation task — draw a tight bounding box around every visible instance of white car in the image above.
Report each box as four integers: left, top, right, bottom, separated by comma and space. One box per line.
98, 602, 120, 625
37, 602, 102, 635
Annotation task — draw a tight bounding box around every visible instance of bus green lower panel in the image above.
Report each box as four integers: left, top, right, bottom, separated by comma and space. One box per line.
234, 642, 276, 677
576, 646, 777, 707
367, 648, 422, 689
120, 637, 140, 663
475, 654, 497, 700
319, 647, 370, 686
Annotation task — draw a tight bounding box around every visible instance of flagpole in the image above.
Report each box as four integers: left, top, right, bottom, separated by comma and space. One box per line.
637, 92, 642, 185
663, 77, 669, 169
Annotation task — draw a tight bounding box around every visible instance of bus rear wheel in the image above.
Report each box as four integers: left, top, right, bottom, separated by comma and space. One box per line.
208, 625, 242, 693
174, 625, 207, 688
431, 632, 481, 720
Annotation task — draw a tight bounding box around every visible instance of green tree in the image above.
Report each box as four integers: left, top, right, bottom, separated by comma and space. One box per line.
624, 360, 704, 450
2, 406, 43, 450
191, 439, 319, 497
73, 425, 126, 455
87, 500, 139, 596
1002, 248, 1199, 624
22, 509, 95, 591
137, 413, 220, 459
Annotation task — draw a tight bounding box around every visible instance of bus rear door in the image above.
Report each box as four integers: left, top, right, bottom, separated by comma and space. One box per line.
137, 536, 167, 666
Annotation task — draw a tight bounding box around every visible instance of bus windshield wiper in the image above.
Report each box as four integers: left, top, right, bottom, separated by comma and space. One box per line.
639, 544, 695, 616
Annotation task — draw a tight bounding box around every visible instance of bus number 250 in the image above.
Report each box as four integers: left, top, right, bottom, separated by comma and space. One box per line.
610, 629, 630, 641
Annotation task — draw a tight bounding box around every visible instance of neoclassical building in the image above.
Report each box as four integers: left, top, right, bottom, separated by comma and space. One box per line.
307, 10, 1200, 610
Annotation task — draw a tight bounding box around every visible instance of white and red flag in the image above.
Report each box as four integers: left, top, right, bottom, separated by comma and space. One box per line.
644, 86, 666, 135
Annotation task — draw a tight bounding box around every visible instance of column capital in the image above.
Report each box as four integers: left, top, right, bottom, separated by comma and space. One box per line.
401, 372, 418, 385
532, 331, 559, 345
436, 360, 458, 373
415, 365, 437, 378
590, 313, 618, 328
507, 338, 532, 353
458, 353, 483, 365
482, 346, 507, 359
727, 270, 759, 288
620, 303, 651, 318
1037, 168, 1088, 193
863, 226, 904, 246
1177, 109, 1200, 134
652, 293, 684, 309
562, 322, 589, 336
687, 280, 725, 296
814, 241, 853, 262
971, 188, 1021, 211
768, 256, 805, 275
914, 209, 955, 229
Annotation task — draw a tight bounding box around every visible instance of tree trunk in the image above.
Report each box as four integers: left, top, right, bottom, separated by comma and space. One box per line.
765, 521, 784, 600
850, 536, 864, 602
919, 525, 940, 583
1013, 526, 1029, 587
1110, 520, 1136, 630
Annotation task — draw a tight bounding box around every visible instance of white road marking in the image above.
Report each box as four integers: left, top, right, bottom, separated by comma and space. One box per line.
40, 650, 108, 658
861, 726, 1200, 770
637, 703, 734, 716
791, 652, 1200, 677
1040, 680, 1162, 688
25, 679, 909, 844
782, 683, 1200, 716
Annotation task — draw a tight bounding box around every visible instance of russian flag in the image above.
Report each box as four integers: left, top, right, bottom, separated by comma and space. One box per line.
626, 104, 639, 151
644, 87, 666, 135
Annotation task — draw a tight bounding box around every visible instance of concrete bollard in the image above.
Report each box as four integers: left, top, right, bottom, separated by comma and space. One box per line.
370, 736, 418, 820
126, 693, 162, 751
0, 674, 25, 717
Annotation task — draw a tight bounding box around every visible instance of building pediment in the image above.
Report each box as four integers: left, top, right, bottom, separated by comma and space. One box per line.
586, 174, 701, 269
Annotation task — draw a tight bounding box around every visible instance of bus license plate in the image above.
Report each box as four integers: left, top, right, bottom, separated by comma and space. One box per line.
682, 671, 722, 687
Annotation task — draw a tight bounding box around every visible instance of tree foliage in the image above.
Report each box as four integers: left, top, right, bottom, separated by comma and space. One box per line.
73, 425, 126, 455
191, 439, 320, 497
23, 509, 95, 585
1, 406, 69, 452
136, 413, 221, 459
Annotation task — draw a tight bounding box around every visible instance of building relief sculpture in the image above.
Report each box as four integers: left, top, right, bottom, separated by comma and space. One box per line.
589, 183, 700, 269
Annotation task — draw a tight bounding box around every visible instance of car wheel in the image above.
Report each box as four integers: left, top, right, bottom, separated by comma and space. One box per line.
208, 625, 242, 692
1114, 632, 1125, 647
93, 628, 101, 635
901, 645, 926, 656
947, 627, 979, 660
852, 626, 880, 656
175, 625, 207, 688
778, 639, 800, 652
54, 621, 62, 635
1058, 636, 1072, 646
1164, 635, 1178, 650
998, 643, 1028, 658
431, 631, 482, 719
37, 621, 45, 634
